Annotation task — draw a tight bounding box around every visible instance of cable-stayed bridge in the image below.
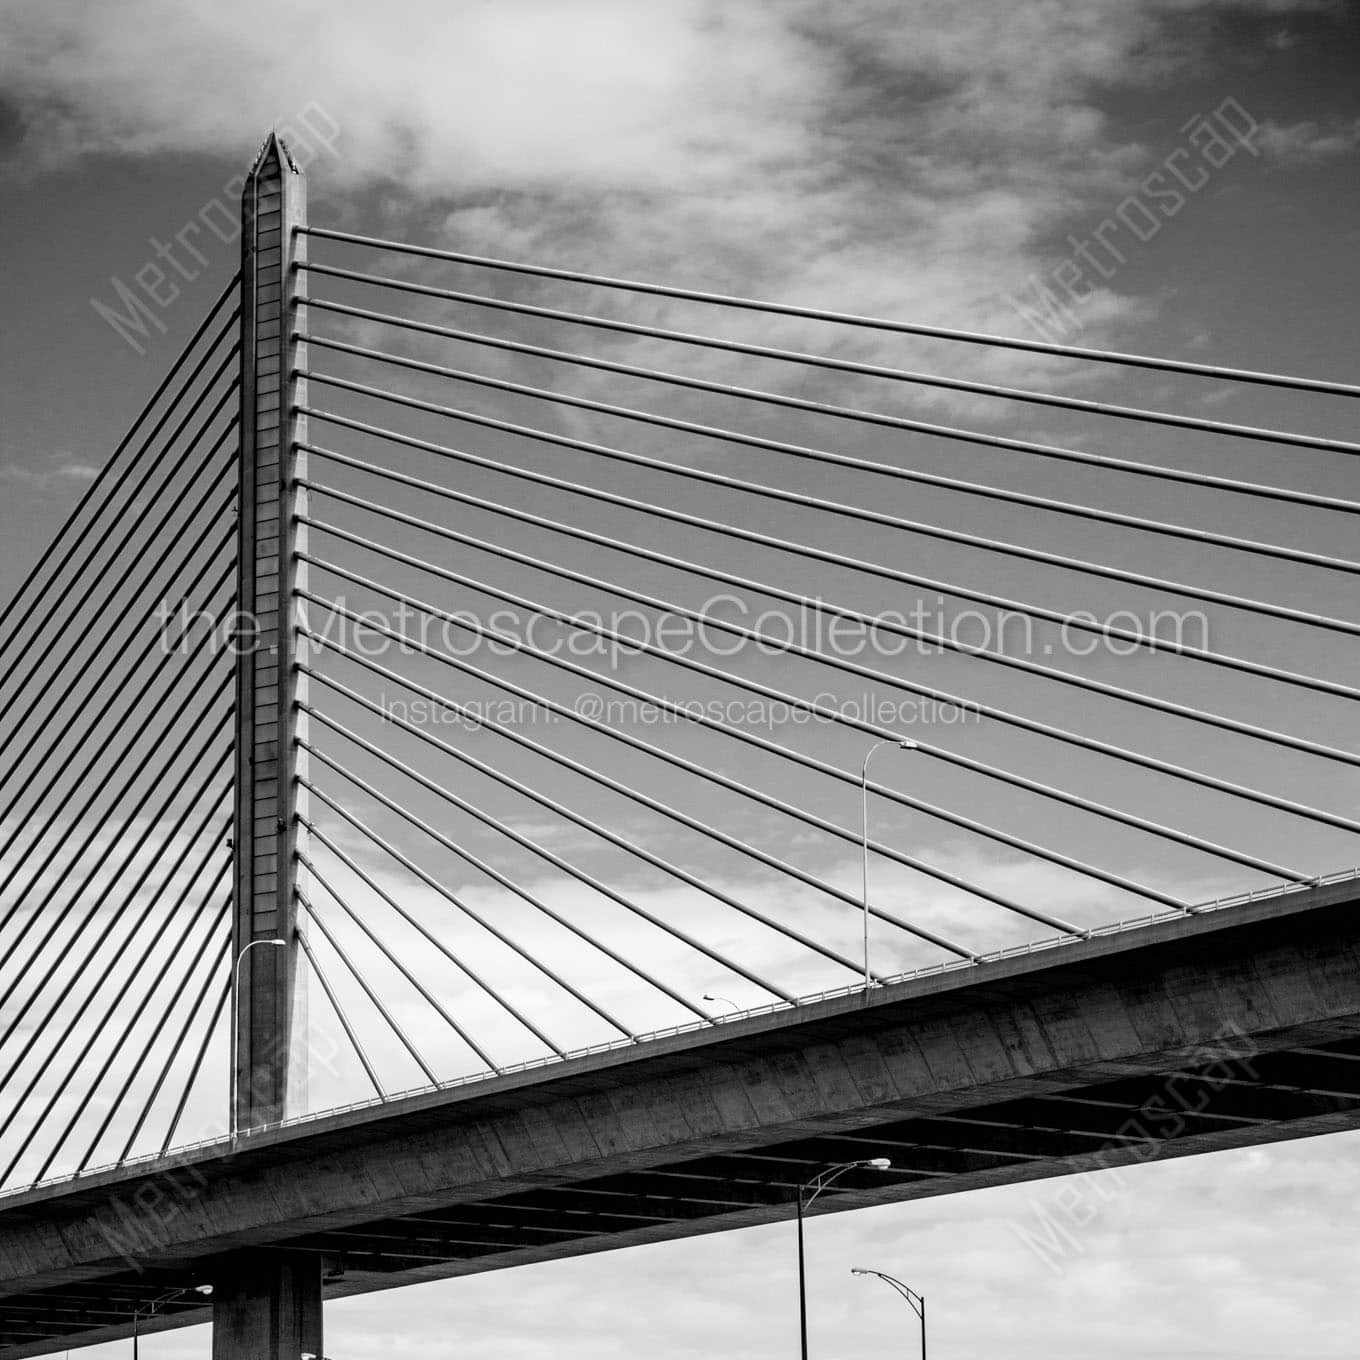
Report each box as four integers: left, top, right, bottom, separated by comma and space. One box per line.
0, 134, 1357, 1358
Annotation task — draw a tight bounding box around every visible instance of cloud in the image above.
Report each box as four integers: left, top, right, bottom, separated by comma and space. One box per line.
3, 0, 1350, 442
1254, 115, 1360, 163
0, 458, 99, 491
2, 0, 1323, 388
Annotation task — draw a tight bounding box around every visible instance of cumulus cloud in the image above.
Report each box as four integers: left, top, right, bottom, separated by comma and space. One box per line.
1253, 115, 1360, 162
1, 0, 1328, 375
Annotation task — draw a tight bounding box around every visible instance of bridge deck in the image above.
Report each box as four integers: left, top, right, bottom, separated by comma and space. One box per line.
3, 880, 1360, 1356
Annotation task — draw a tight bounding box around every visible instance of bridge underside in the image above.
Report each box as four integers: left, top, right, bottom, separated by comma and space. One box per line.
2, 884, 1358, 1357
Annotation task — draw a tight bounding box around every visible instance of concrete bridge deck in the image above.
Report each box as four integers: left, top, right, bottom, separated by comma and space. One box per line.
3, 878, 1359, 1356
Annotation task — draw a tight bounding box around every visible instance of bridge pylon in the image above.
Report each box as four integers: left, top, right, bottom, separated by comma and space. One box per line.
219, 131, 318, 1360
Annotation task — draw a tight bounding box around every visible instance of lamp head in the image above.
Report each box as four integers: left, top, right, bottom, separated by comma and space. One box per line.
865, 1157, 892, 1170
896, 739, 918, 750
194, 1285, 213, 1296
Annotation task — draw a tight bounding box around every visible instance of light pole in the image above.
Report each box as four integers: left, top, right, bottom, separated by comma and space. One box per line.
131, 1285, 212, 1359
861, 738, 917, 993
229, 937, 286, 1147
851, 1268, 926, 1360
795, 1158, 892, 1360
703, 993, 739, 1017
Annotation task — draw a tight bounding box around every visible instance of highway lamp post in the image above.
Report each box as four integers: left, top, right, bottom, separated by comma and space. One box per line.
703, 992, 740, 1017
795, 1158, 892, 1360
131, 1286, 213, 1359
851, 1268, 926, 1360
861, 738, 918, 993
229, 937, 287, 1148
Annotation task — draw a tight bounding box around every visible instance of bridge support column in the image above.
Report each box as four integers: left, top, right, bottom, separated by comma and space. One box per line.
231, 130, 310, 1136
221, 128, 319, 1360
211, 1254, 323, 1360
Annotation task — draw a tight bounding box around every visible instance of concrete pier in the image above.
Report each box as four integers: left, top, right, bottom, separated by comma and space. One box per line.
211, 1255, 322, 1360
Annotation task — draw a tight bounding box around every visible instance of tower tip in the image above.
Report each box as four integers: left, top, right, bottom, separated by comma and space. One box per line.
247, 129, 301, 178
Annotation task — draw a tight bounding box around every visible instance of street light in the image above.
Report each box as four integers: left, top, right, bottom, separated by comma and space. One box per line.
703, 993, 740, 1017
851, 1268, 926, 1360
131, 1285, 213, 1359
229, 937, 287, 1146
795, 1159, 892, 1360
861, 738, 917, 993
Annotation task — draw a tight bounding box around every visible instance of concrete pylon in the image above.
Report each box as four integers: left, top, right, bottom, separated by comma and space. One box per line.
219, 131, 316, 1359
229, 130, 310, 1137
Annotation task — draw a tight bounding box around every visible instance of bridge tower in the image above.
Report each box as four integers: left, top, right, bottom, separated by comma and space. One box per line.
217, 131, 320, 1360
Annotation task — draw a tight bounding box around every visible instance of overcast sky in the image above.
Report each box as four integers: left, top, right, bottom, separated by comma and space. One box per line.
2, 1, 1359, 1357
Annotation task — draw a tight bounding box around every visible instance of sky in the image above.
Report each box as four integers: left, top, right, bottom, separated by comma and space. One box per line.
1, 0, 1359, 1357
